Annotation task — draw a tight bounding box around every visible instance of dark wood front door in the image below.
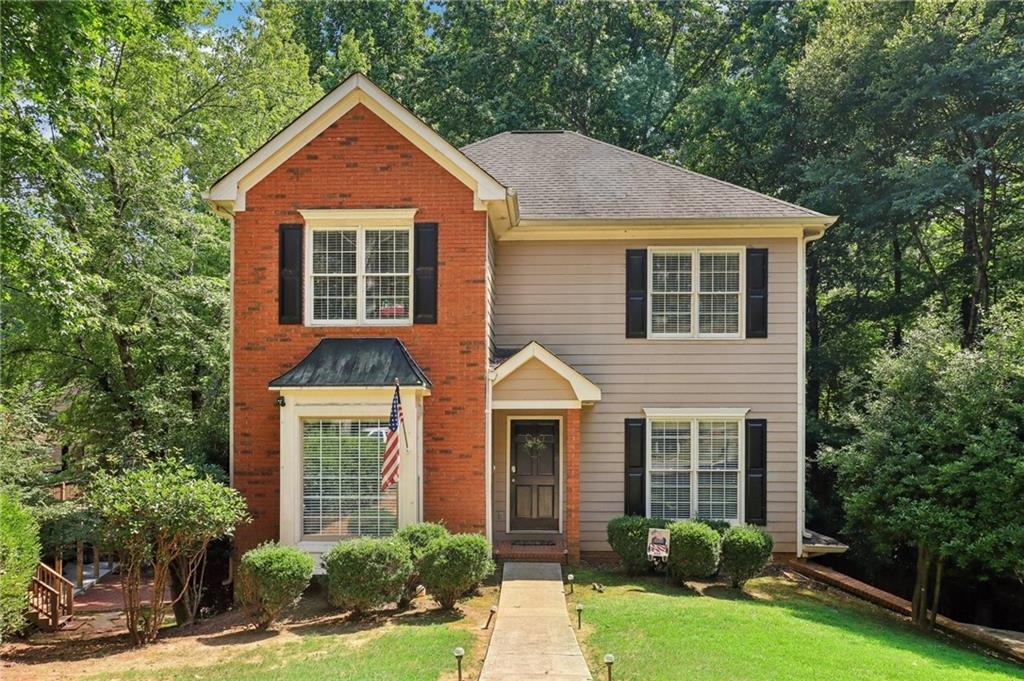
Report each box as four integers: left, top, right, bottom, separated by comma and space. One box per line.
510, 420, 560, 531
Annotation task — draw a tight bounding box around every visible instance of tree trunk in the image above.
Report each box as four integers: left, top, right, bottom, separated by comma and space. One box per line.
929, 558, 944, 630
891, 232, 903, 349
912, 545, 933, 627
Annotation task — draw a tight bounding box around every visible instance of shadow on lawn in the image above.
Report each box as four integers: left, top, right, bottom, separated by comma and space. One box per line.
577, 567, 1023, 677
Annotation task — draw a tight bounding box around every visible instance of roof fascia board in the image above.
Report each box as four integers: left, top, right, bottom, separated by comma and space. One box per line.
271, 385, 431, 396
207, 74, 506, 214
500, 225, 823, 242
490, 341, 601, 402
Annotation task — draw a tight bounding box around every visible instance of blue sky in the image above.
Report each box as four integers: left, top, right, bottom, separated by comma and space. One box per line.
214, 1, 247, 29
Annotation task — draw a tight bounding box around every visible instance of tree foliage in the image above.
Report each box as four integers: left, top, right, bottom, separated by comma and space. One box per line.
89, 459, 248, 644
821, 308, 1024, 626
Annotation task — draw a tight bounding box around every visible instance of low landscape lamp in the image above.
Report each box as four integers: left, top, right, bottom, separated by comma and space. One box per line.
604, 653, 615, 681
483, 604, 497, 629
567, 573, 575, 593
453, 647, 465, 681
576, 602, 584, 629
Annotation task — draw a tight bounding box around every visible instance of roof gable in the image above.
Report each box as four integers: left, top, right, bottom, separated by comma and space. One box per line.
206, 73, 506, 214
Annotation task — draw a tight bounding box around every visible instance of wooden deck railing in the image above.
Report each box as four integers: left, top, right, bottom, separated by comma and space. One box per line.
28, 561, 74, 631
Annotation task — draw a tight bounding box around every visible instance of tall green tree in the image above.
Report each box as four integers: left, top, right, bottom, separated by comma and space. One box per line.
1, 0, 320, 468
821, 309, 1024, 628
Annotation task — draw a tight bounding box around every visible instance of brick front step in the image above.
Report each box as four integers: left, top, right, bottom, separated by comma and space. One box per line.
494, 539, 567, 564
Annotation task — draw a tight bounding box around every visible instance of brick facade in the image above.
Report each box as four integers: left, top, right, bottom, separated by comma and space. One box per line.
232, 103, 488, 552
564, 409, 581, 564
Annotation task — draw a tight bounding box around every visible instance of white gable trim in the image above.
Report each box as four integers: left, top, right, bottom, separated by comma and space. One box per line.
205, 73, 506, 213
490, 341, 602, 403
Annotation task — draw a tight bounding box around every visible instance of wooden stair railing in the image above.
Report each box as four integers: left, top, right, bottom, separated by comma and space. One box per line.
28, 561, 74, 631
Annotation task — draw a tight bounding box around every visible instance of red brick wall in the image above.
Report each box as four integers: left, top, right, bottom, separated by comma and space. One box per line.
232, 103, 488, 552
565, 409, 581, 564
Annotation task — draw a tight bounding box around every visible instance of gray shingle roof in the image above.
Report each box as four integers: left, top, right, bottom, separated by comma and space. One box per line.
269, 338, 430, 388
461, 130, 823, 221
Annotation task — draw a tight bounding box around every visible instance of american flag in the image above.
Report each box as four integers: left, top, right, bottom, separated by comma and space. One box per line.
381, 384, 403, 492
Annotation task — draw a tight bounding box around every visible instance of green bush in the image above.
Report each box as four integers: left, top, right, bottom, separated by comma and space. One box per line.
419, 533, 495, 609
322, 538, 412, 614
695, 519, 731, 536
395, 522, 449, 605
237, 543, 314, 629
667, 520, 721, 580
720, 525, 774, 587
0, 492, 40, 641
606, 516, 669, 574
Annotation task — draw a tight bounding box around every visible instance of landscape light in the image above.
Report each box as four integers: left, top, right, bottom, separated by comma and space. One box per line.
567, 573, 575, 593
483, 604, 497, 629
453, 647, 465, 681
576, 602, 583, 629
604, 653, 615, 681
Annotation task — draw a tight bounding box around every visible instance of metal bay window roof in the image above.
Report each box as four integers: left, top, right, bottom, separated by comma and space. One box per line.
269, 338, 430, 389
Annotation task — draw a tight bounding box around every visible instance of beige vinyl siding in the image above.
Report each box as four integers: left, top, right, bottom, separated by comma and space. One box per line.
493, 358, 577, 401
492, 237, 800, 553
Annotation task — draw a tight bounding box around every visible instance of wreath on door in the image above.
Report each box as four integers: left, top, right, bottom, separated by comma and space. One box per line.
522, 433, 548, 458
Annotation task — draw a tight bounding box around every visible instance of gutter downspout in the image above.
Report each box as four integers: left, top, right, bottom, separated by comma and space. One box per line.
798, 226, 828, 558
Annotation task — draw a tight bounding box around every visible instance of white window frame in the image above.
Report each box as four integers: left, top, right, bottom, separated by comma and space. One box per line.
304, 224, 413, 327
300, 416, 399, 541
647, 247, 746, 339
644, 409, 747, 524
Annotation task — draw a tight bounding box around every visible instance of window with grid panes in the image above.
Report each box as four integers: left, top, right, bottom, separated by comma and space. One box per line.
648, 249, 742, 338
302, 419, 398, 539
309, 227, 411, 324
698, 252, 741, 334
647, 417, 741, 522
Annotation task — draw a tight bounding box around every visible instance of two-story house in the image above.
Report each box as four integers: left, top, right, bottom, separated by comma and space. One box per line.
205, 74, 836, 566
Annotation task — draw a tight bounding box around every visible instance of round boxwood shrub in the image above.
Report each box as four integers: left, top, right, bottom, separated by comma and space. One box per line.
667, 520, 720, 580
395, 522, 449, 606
0, 492, 40, 640
720, 525, 774, 587
237, 542, 314, 629
419, 533, 495, 609
606, 516, 669, 574
322, 538, 412, 614
695, 518, 731, 536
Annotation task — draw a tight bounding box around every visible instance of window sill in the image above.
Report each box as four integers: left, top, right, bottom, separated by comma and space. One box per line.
306, 320, 413, 328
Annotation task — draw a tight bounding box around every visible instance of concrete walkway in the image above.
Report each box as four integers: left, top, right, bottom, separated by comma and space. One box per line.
479, 562, 592, 681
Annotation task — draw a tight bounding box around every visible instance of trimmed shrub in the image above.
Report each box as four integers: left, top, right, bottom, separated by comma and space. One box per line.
606, 516, 669, 574
237, 543, 314, 629
322, 538, 412, 614
419, 533, 495, 609
395, 522, 449, 605
695, 519, 731, 536
720, 525, 774, 587
667, 520, 721, 580
0, 492, 40, 640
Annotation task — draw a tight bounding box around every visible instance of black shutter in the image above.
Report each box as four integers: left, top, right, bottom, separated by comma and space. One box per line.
413, 222, 438, 324
279, 224, 303, 325
745, 419, 767, 525
624, 418, 646, 516
746, 248, 768, 338
625, 249, 647, 338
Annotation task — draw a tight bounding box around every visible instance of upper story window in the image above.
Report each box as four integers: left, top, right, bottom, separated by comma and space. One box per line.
307, 226, 411, 325
649, 248, 743, 338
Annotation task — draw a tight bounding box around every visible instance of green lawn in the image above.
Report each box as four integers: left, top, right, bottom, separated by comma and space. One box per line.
568, 568, 1024, 681
104, 622, 476, 681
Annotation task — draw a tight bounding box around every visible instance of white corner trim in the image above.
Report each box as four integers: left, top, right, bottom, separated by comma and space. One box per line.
490, 341, 602, 403
492, 399, 581, 410
643, 407, 750, 418
206, 73, 505, 213
299, 208, 418, 228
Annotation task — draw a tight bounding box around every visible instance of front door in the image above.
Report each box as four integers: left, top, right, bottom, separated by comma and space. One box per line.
510, 420, 560, 531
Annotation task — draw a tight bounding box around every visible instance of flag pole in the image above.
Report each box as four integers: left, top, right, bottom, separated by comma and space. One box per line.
395, 377, 411, 453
